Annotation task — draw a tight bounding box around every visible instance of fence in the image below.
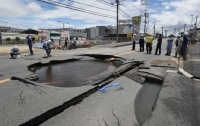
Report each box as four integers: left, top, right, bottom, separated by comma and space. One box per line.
91, 37, 132, 45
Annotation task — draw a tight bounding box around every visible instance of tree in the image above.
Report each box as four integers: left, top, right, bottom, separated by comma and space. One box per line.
6, 38, 11, 44
15, 37, 20, 44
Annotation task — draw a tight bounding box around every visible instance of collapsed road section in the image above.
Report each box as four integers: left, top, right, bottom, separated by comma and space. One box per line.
0, 54, 173, 126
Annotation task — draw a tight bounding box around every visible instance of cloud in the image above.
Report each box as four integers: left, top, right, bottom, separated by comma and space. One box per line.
0, 0, 42, 18
0, 0, 199, 35
165, 5, 170, 10
149, 0, 200, 34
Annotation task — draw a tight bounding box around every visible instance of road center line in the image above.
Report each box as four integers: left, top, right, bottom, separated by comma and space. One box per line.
0, 79, 10, 84
114, 50, 136, 56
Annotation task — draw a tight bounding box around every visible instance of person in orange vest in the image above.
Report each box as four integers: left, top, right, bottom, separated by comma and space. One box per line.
145, 34, 153, 54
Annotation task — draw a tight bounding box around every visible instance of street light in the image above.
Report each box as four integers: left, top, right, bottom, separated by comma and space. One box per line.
183, 24, 186, 32
57, 21, 69, 29
190, 15, 194, 31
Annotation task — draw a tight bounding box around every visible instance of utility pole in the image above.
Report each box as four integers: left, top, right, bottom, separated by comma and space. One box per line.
190, 15, 193, 31
153, 21, 155, 37
194, 15, 199, 37
144, 13, 147, 34
194, 15, 199, 29
165, 29, 168, 37
162, 26, 163, 36
116, 0, 119, 43
144, 13, 148, 34
174, 28, 176, 36
183, 24, 186, 32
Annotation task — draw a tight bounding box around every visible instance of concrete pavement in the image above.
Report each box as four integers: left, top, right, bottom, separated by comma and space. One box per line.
0, 40, 200, 126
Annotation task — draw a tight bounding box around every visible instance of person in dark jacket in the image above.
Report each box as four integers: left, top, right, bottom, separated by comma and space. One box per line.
154, 34, 162, 55
180, 32, 189, 60
63, 37, 68, 50
26, 36, 34, 55
139, 35, 145, 52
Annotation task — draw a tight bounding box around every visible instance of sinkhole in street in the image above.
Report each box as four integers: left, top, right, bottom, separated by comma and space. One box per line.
34, 60, 116, 87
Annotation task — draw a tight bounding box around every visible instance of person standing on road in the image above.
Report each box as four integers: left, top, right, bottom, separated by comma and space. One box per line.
26, 36, 34, 55
73, 38, 77, 49
10, 46, 20, 59
165, 34, 174, 56
181, 32, 189, 60
154, 34, 162, 55
132, 34, 136, 50
146, 34, 153, 54
139, 35, 145, 52
0, 32, 2, 45
63, 37, 68, 50
174, 35, 182, 57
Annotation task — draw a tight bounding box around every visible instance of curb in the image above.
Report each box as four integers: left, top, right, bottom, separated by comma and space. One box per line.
170, 53, 194, 79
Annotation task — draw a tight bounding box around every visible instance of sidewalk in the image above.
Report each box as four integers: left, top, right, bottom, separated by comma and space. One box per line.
0, 42, 133, 56
0, 44, 44, 56
143, 43, 200, 126
183, 42, 200, 79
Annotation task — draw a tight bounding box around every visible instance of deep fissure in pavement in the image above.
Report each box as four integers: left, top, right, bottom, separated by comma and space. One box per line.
20, 55, 150, 126
135, 81, 162, 126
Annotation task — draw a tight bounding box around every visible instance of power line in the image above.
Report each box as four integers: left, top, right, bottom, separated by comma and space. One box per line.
119, 7, 131, 18
66, 0, 116, 12
119, 11, 130, 19
38, 0, 116, 19
123, 0, 143, 14
96, 0, 115, 8
121, 4, 135, 16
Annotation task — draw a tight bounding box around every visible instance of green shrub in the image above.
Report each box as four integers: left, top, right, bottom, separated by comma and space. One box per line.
6, 38, 10, 44
51, 38, 54, 42
31, 37, 35, 41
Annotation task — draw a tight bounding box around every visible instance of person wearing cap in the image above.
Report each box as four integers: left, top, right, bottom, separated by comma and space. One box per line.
43, 40, 52, 57
146, 34, 153, 54
132, 34, 136, 50
139, 34, 145, 52
165, 34, 174, 56
26, 36, 34, 55
180, 32, 189, 60
10, 46, 20, 59
174, 35, 183, 57
154, 34, 162, 55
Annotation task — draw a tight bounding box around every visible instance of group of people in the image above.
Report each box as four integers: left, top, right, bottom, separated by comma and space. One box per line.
63, 37, 77, 50
10, 36, 53, 59
131, 32, 189, 59
132, 33, 155, 54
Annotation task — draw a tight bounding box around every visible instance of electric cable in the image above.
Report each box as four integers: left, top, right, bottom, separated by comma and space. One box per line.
38, 0, 116, 19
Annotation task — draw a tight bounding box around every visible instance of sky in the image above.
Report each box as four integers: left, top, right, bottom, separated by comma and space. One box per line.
0, 0, 199, 34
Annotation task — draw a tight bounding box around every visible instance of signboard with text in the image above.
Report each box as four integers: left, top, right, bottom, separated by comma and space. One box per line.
60, 30, 70, 42
38, 30, 49, 42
